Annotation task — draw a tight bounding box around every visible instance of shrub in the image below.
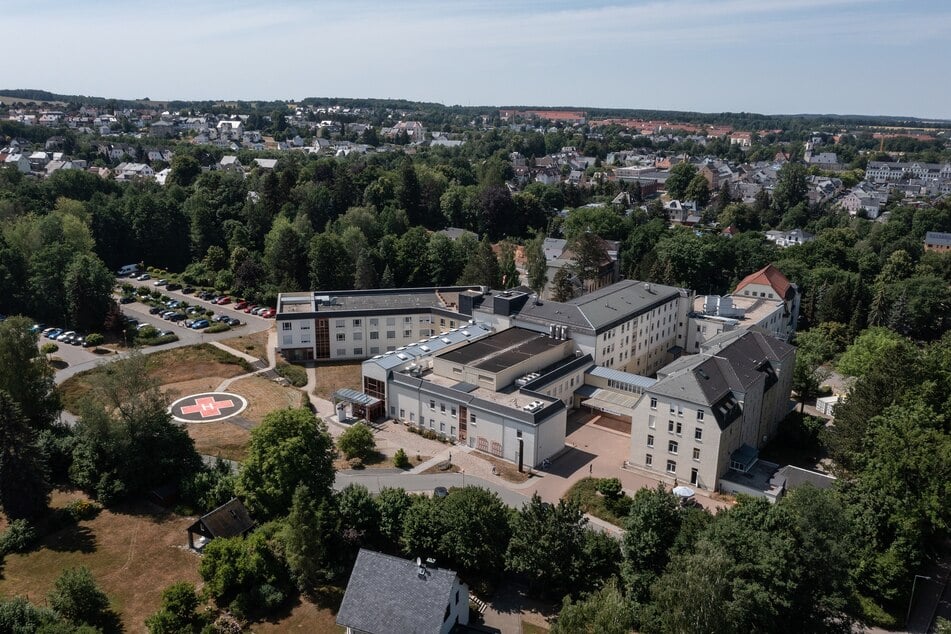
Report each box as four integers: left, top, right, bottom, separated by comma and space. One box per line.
855, 594, 898, 629
337, 423, 376, 460
393, 448, 411, 469
40, 342, 59, 356
205, 323, 231, 334
141, 333, 180, 346
597, 478, 623, 500
145, 582, 206, 634
66, 499, 102, 522
84, 333, 104, 347
276, 364, 307, 387
347, 457, 365, 470
136, 325, 159, 341
47, 566, 113, 629
0, 519, 39, 554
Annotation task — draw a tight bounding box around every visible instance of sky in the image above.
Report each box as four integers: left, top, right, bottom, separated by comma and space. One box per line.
5, 0, 951, 119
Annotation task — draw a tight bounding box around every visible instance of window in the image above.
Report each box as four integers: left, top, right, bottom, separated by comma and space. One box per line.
676, 421, 682, 434
352, 319, 361, 327
440, 403, 446, 413
386, 330, 396, 339
516, 429, 522, 438
409, 412, 415, 422
282, 322, 292, 331
697, 409, 704, 421
353, 347, 362, 356
335, 319, 345, 328
677, 406, 683, 417
470, 413, 477, 423
694, 427, 703, 441
669, 404, 676, 414
668, 441, 678, 454
301, 322, 310, 330
451, 426, 456, 436
429, 400, 435, 410
370, 346, 379, 354
370, 332, 379, 340
647, 434, 654, 448
336, 348, 346, 356
429, 419, 435, 429
666, 460, 677, 474
648, 415, 656, 429
650, 397, 657, 410
353, 332, 362, 341
645, 453, 653, 467
668, 420, 675, 432
404, 329, 412, 337
692, 447, 701, 461
399, 408, 405, 419
404, 316, 412, 323
370, 318, 378, 326
386, 317, 396, 326
440, 422, 445, 432
451, 406, 456, 416
336, 333, 346, 342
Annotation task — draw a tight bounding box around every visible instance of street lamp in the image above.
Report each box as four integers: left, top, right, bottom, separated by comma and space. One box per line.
905, 574, 932, 628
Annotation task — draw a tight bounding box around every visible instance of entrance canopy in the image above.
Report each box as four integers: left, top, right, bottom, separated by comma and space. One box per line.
579, 387, 640, 418
332, 388, 384, 422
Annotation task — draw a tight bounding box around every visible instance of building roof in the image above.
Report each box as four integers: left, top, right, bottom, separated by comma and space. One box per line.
734, 264, 793, 300
585, 366, 657, 390
191, 498, 254, 539
336, 549, 461, 634
771, 465, 836, 492
925, 231, 951, 246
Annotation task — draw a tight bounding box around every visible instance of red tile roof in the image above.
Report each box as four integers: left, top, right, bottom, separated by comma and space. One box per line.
734, 264, 792, 299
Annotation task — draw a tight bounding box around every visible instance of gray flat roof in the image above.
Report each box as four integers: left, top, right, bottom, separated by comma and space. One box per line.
438, 327, 540, 366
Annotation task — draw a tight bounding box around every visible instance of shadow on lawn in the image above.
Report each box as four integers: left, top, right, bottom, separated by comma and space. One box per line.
44, 523, 97, 554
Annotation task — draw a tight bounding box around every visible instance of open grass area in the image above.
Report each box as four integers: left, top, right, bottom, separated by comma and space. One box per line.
522, 622, 550, 634
563, 477, 629, 527
230, 376, 306, 424
253, 591, 345, 633
313, 361, 363, 400
187, 421, 252, 462
221, 329, 271, 363
0, 490, 201, 632
58, 344, 251, 414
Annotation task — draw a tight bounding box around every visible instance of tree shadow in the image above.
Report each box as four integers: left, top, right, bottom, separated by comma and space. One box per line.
44, 523, 97, 554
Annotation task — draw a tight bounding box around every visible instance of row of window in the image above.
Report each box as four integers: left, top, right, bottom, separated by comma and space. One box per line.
336, 329, 429, 342
649, 398, 705, 421
646, 436, 701, 459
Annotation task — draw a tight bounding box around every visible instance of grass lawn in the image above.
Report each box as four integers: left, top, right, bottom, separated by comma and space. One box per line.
230, 376, 306, 424
0, 490, 201, 632
221, 329, 271, 364
563, 477, 627, 527
313, 361, 363, 400
187, 421, 252, 462
522, 622, 550, 634
59, 344, 252, 414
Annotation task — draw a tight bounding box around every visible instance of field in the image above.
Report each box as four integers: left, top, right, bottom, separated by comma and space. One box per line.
312, 362, 363, 400
59, 344, 251, 414
230, 376, 306, 424
220, 330, 271, 364
187, 421, 252, 462
0, 490, 202, 632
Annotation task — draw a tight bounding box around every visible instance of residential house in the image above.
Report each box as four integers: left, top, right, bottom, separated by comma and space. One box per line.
114, 162, 155, 180
219, 155, 243, 172
924, 231, 951, 253
336, 549, 468, 634
764, 228, 814, 248
186, 498, 254, 551
3, 153, 31, 174
732, 264, 800, 334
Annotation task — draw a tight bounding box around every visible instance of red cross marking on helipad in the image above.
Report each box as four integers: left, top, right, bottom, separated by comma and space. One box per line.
180, 396, 235, 418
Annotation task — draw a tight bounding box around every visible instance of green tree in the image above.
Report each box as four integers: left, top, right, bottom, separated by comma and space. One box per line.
47, 566, 115, 631
281, 485, 342, 590
685, 173, 711, 208
458, 236, 501, 288
551, 579, 635, 634
376, 487, 413, 550
167, 154, 201, 187
0, 317, 59, 428
772, 162, 808, 213
393, 448, 410, 470
569, 232, 608, 286
525, 233, 549, 299
837, 327, 909, 377
309, 232, 353, 291
551, 267, 575, 302
337, 422, 376, 460
665, 162, 698, 200
64, 253, 115, 332
498, 241, 520, 289
238, 408, 335, 519
622, 484, 682, 604
145, 582, 206, 634
353, 248, 378, 290
0, 391, 51, 520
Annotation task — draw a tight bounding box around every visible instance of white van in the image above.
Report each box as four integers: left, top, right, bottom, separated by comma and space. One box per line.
117, 263, 140, 277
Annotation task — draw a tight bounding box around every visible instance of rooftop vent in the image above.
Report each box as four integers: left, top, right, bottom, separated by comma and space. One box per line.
397, 353, 408, 360
419, 345, 431, 352
441, 337, 451, 344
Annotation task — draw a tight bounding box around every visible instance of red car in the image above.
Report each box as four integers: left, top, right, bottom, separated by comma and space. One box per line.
234, 300, 249, 310
261, 308, 276, 318
213, 296, 231, 305
243, 304, 258, 313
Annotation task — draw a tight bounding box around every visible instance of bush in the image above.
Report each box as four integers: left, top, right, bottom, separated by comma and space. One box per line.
141, 333, 180, 346
393, 448, 411, 469
136, 325, 159, 341
145, 582, 206, 634
347, 457, 365, 470
66, 499, 102, 522
84, 333, 104, 347
205, 323, 231, 334
337, 422, 376, 460
276, 364, 307, 387
855, 594, 898, 629
40, 342, 59, 356
0, 519, 39, 554
47, 566, 114, 629
596, 478, 623, 500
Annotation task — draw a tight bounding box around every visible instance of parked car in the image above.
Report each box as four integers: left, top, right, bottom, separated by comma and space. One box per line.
136, 323, 153, 331
119, 296, 134, 304
212, 314, 229, 322
227, 318, 241, 327
70, 336, 85, 346
251, 307, 266, 316
149, 306, 164, 314
45, 329, 63, 339
181, 286, 194, 294
40, 327, 56, 336
30, 323, 46, 334
166, 282, 182, 291
190, 319, 209, 329
186, 306, 203, 314
168, 313, 186, 322
243, 304, 258, 313
161, 310, 177, 319
261, 308, 276, 318
234, 300, 249, 310
137, 273, 151, 281
166, 300, 182, 308
216, 296, 231, 305
154, 279, 168, 286
198, 291, 214, 300
434, 486, 448, 499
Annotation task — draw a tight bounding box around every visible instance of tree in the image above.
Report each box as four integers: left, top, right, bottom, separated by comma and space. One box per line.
622, 484, 683, 604
665, 161, 698, 200
282, 485, 343, 590
551, 579, 635, 634
238, 408, 335, 519
145, 582, 206, 634
167, 154, 201, 187
64, 253, 115, 331
393, 448, 410, 469
506, 494, 608, 598
685, 173, 711, 208
772, 162, 809, 213
309, 232, 353, 291
353, 248, 378, 290
569, 232, 608, 286
458, 236, 501, 288
551, 267, 575, 302
0, 316, 59, 429
837, 327, 909, 377
376, 487, 413, 550
498, 241, 520, 289
48, 566, 115, 631
337, 422, 376, 460
525, 233, 549, 299
0, 391, 51, 520
792, 351, 830, 413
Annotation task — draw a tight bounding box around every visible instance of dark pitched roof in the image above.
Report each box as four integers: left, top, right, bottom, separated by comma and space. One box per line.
337, 549, 462, 634
191, 498, 254, 539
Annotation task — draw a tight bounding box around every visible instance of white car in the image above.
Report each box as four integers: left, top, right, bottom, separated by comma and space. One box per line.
138, 273, 151, 281
56, 330, 76, 341
154, 278, 168, 287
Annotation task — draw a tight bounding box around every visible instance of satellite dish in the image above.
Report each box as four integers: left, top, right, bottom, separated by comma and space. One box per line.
416, 557, 422, 567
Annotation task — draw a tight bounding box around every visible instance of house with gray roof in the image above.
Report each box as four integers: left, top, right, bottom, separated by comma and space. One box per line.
626, 328, 795, 493
337, 549, 468, 634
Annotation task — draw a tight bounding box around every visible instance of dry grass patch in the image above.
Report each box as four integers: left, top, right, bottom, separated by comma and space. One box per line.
187, 421, 252, 462
162, 377, 229, 400
0, 490, 201, 632
221, 329, 271, 363
313, 362, 363, 400
230, 376, 305, 424
252, 594, 344, 633
59, 344, 250, 414
475, 453, 534, 483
